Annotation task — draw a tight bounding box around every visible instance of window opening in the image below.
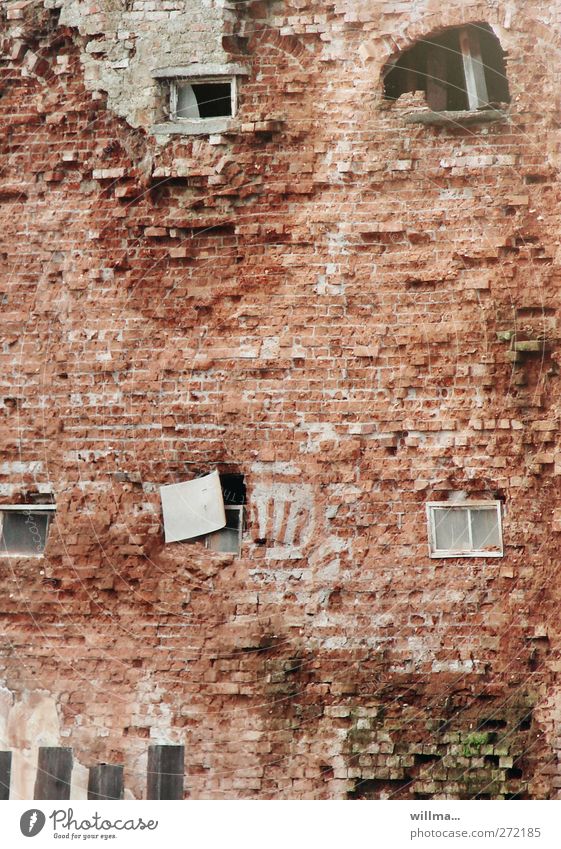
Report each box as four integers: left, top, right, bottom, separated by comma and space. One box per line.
384, 23, 510, 111
160, 471, 226, 543
171, 78, 235, 121
219, 473, 246, 506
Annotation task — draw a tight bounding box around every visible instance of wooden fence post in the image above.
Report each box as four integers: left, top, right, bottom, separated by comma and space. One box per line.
34, 747, 73, 800
0, 751, 11, 800
147, 745, 184, 800
88, 764, 124, 800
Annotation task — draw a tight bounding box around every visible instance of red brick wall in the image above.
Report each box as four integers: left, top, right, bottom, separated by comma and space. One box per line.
1, 0, 561, 798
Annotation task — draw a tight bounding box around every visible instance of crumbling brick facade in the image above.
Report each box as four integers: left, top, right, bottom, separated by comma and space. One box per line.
1, 0, 561, 799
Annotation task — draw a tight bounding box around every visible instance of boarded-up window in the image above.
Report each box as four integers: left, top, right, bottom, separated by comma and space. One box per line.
160, 471, 245, 554
426, 501, 503, 557
160, 471, 226, 543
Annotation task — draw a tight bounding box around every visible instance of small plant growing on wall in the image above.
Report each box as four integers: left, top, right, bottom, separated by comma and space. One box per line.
462, 732, 490, 758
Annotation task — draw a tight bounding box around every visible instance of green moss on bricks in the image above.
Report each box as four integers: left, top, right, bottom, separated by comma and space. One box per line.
462, 732, 491, 758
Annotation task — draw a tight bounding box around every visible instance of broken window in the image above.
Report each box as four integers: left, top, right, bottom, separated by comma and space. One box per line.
219, 473, 246, 506
384, 23, 510, 111
160, 471, 226, 543
0, 505, 55, 556
151, 63, 249, 135
426, 501, 503, 558
206, 474, 245, 554
172, 79, 234, 121
206, 505, 244, 553
160, 470, 245, 555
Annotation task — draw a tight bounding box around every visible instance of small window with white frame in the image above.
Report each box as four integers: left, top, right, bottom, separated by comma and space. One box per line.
151, 63, 249, 136
426, 501, 503, 558
171, 77, 236, 122
0, 505, 56, 557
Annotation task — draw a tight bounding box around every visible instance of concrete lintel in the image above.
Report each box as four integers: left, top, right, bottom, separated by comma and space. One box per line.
404, 109, 508, 127
151, 64, 250, 79
152, 118, 235, 136
0, 504, 56, 511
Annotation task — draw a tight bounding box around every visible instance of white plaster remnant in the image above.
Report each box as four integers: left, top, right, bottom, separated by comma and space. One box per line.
309, 536, 347, 582
47, 0, 231, 129
1, 686, 87, 800
252, 480, 316, 560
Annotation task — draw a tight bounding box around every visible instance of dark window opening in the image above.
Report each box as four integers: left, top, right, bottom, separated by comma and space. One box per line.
219, 473, 246, 505
175, 81, 232, 120
193, 83, 231, 118
205, 474, 245, 554
477, 717, 506, 731
383, 23, 510, 111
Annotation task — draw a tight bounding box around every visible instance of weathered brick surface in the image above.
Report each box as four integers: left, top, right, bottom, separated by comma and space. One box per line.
1, 0, 561, 798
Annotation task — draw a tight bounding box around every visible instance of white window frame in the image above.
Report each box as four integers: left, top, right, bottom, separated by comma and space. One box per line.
426, 501, 503, 558
205, 505, 244, 554
0, 504, 56, 557
458, 27, 490, 111
170, 76, 237, 123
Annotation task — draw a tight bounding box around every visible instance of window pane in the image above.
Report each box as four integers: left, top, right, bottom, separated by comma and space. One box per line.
470, 508, 500, 550
206, 507, 242, 554
0, 512, 49, 555
176, 84, 200, 119
433, 508, 470, 551
207, 527, 240, 553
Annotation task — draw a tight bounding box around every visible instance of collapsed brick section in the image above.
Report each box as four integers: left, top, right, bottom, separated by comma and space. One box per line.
1, 0, 561, 798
